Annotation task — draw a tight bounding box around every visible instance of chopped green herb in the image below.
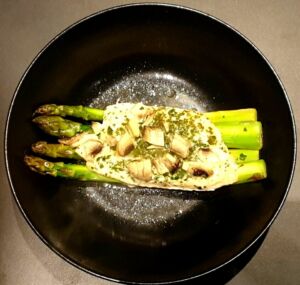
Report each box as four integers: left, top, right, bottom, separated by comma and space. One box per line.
107, 126, 113, 135
239, 153, 247, 161
171, 168, 187, 180
208, 135, 217, 145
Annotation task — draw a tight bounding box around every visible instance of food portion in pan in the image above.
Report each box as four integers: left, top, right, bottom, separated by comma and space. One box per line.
25, 103, 266, 191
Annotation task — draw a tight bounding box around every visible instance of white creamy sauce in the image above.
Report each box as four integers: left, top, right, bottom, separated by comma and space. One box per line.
73, 103, 238, 191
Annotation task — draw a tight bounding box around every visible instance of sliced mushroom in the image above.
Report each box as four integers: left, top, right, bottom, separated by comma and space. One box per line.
59, 133, 84, 146
127, 118, 140, 137
76, 140, 103, 161
143, 127, 164, 146
170, 134, 190, 158
182, 161, 213, 178
116, 132, 135, 156
161, 153, 180, 173
59, 133, 98, 147
86, 141, 103, 157
127, 159, 152, 181
200, 148, 211, 154
152, 159, 170, 175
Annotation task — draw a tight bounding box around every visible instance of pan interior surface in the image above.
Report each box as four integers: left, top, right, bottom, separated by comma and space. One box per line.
5, 4, 296, 284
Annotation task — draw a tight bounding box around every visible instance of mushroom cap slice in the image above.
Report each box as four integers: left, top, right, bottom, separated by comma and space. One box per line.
76, 140, 103, 161
117, 132, 135, 156
127, 159, 152, 181
127, 118, 140, 138
170, 134, 190, 158
182, 161, 214, 178
161, 153, 180, 172
153, 159, 170, 174
143, 127, 165, 147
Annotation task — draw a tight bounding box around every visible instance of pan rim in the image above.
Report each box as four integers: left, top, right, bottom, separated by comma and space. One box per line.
4, 3, 297, 284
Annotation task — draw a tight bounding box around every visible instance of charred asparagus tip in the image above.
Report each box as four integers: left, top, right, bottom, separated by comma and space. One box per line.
31, 141, 82, 160
33, 104, 55, 116
24, 155, 55, 175
32, 115, 92, 138
24, 155, 119, 182
34, 104, 104, 121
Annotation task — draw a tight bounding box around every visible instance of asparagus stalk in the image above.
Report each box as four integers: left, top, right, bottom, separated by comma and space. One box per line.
24, 155, 118, 182
32, 141, 81, 159
205, 108, 257, 123
34, 104, 104, 121
236, 159, 267, 183
33, 116, 262, 150
32, 116, 92, 137
215, 121, 263, 150
32, 141, 260, 165
24, 155, 266, 184
229, 149, 259, 163
34, 104, 257, 124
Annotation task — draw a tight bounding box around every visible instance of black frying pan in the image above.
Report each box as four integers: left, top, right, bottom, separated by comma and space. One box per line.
4, 4, 296, 284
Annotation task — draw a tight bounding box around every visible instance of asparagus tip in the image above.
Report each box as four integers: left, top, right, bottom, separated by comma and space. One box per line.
24, 155, 55, 176
32, 115, 49, 126
24, 155, 42, 173
33, 104, 56, 117
31, 141, 46, 153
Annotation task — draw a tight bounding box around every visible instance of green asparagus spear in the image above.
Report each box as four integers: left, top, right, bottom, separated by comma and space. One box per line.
205, 108, 257, 123
215, 121, 263, 150
33, 116, 263, 150
236, 159, 267, 183
34, 104, 256, 123
24, 155, 118, 182
34, 104, 104, 121
229, 149, 259, 163
24, 155, 266, 184
32, 141, 260, 165
32, 116, 92, 137
32, 141, 81, 159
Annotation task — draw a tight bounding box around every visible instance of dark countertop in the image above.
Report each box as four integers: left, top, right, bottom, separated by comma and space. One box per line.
1, 1, 299, 284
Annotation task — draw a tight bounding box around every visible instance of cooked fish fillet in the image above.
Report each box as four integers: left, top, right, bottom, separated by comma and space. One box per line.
71, 103, 238, 191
